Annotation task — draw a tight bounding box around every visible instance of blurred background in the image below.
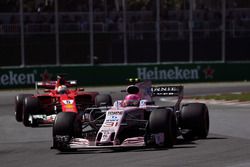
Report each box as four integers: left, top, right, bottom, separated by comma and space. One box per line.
1, 0, 250, 67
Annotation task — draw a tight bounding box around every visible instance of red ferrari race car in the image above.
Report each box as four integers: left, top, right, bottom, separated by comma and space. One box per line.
52, 80, 209, 151
14, 75, 112, 127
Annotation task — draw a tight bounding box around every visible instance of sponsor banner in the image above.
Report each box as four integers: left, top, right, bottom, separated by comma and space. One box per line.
137, 66, 200, 80
0, 63, 250, 89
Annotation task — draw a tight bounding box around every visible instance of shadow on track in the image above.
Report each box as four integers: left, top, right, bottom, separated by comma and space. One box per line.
56, 139, 196, 155
55, 134, 228, 155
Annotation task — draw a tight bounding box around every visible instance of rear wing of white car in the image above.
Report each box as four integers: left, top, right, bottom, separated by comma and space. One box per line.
151, 85, 184, 110
151, 86, 183, 97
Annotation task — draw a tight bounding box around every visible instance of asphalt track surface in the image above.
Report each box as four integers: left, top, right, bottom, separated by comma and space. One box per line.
0, 82, 250, 167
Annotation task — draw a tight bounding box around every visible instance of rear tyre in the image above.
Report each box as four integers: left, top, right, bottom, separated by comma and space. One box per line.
52, 112, 82, 151
95, 94, 112, 107
23, 96, 39, 127
180, 103, 209, 140
148, 108, 177, 148
15, 94, 33, 122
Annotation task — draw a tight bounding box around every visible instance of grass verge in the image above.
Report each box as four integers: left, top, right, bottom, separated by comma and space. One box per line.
192, 92, 250, 102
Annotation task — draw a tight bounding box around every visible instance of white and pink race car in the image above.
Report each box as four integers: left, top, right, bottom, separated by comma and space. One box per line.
52, 80, 209, 151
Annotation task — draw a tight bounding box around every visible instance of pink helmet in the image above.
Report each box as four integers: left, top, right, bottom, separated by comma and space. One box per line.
122, 94, 141, 107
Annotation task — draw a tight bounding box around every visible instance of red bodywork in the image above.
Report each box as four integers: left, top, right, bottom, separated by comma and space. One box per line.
29, 80, 99, 125
35, 89, 98, 113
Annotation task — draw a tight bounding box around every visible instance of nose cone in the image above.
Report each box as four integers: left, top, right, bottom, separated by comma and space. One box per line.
96, 131, 116, 146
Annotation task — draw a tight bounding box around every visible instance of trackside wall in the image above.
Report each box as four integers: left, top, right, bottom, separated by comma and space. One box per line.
0, 63, 250, 89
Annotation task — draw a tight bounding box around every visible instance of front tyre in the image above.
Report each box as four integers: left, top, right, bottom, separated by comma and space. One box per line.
23, 96, 39, 127
52, 112, 82, 151
15, 94, 33, 122
148, 108, 177, 148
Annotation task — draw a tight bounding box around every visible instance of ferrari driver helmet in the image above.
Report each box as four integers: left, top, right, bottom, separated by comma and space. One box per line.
122, 94, 141, 107
57, 85, 68, 94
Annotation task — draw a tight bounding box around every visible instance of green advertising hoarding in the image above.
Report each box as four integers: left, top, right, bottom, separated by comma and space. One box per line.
0, 63, 249, 89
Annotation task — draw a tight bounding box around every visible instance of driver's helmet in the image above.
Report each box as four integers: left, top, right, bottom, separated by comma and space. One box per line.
57, 85, 68, 94
122, 94, 141, 107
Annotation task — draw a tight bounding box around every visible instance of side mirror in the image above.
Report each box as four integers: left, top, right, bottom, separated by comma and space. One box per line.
44, 89, 51, 93
78, 88, 84, 91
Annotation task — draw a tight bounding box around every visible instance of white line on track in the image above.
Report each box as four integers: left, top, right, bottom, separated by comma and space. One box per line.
160, 98, 250, 106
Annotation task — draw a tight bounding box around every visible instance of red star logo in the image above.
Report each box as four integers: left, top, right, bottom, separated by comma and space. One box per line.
203, 66, 215, 79
40, 69, 52, 82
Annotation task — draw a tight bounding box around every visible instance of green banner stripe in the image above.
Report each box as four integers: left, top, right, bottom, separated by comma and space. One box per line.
0, 63, 249, 89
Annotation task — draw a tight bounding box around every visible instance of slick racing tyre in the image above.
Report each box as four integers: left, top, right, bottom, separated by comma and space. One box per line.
22, 96, 39, 127
52, 112, 82, 151
95, 94, 112, 107
15, 94, 33, 122
180, 103, 209, 140
148, 108, 177, 148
